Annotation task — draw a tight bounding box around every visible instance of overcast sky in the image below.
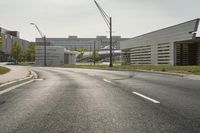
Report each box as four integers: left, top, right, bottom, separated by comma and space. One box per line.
0, 0, 200, 41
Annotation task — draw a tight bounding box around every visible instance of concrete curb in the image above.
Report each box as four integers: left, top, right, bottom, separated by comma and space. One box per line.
66, 67, 186, 77
90, 68, 185, 77
132, 69, 186, 77
0, 70, 36, 91
101, 68, 200, 80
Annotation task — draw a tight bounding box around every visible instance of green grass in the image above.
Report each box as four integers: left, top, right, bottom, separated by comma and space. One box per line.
0, 66, 10, 75
58, 63, 200, 75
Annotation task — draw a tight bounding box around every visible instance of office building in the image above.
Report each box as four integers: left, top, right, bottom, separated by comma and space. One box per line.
36, 36, 129, 51
0, 27, 29, 61
120, 19, 200, 66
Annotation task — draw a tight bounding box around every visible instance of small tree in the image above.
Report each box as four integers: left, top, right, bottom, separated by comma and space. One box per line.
25, 42, 35, 62
11, 42, 21, 63
91, 50, 99, 65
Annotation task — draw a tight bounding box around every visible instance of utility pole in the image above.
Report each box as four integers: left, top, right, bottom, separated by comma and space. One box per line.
30, 23, 47, 66
94, 0, 113, 67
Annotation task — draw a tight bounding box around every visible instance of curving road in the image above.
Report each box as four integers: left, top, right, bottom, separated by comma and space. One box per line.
0, 67, 200, 133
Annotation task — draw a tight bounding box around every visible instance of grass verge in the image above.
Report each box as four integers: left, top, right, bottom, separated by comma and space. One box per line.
58, 64, 200, 75
0, 66, 10, 75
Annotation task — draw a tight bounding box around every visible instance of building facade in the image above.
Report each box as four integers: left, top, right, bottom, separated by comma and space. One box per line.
36, 36, 129, 51
120, 19, 200, 66
0, 27, 29, 62
35, 46, 76, 66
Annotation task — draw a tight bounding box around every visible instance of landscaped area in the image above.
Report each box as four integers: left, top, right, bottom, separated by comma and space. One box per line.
0, 66, 10, 75
59, 63, 200, 75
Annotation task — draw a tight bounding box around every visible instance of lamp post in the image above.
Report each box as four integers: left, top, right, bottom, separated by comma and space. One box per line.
94, 0, 113, 67
30, 23, 47, 66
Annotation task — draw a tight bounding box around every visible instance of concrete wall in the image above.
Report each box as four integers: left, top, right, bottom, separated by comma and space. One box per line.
120, 19, 199, 65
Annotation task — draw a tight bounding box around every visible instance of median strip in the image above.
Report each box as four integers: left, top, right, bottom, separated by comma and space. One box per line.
132, 92, 160, 104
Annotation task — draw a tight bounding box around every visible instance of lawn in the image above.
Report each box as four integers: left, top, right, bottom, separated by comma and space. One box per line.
0, 66, 10, 75
58, 63, 200, 75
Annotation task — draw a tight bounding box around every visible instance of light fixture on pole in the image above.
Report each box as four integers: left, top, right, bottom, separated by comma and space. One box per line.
30, 23, 47, 66
94, 0, 113, 67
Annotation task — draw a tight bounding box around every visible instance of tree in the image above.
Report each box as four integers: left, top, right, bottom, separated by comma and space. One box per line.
11, 42, 21, 63
25, 42, 35, 62
91, 50, 99, 65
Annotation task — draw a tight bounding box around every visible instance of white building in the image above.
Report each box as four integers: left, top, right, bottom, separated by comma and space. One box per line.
35, 46, 76, 66
120, 19, 200, 66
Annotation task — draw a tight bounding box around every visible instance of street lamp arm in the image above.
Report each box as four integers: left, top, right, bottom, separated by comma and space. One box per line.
30, 23, 44, 38
94, 0, 110, 28
99, 11, 110, 29
94, 0, 110, 19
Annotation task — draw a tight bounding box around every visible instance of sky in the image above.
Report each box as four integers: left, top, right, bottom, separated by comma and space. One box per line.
0, 0, 200, 41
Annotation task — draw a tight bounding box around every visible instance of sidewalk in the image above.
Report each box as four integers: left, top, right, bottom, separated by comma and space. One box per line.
0, 65, 30, 84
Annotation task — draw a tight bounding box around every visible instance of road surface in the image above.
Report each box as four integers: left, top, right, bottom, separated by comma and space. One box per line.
0, 67, 200, 133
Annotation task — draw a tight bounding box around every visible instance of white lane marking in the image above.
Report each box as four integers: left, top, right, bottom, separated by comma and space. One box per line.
0, 80, 34, 95
103, 79, 112, 83
132, 92, 160, 104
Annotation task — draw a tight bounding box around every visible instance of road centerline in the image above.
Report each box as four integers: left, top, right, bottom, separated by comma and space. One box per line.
132, 92, 160, 104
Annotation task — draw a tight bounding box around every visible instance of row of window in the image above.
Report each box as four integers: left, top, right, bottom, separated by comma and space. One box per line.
157, 43, 170, 64
130, 45, 152, 64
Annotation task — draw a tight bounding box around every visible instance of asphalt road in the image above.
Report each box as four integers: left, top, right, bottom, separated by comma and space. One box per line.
0, 67, 200, 133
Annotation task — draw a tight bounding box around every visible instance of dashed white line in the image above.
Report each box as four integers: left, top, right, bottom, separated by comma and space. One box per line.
103, 79, 112, 83
132, 92, 160, 104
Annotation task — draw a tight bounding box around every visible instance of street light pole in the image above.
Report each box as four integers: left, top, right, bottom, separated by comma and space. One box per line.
94, 0, 113, 67
43, 35, 47, 66
109, 17, 113, 67
30, 23, 47, 66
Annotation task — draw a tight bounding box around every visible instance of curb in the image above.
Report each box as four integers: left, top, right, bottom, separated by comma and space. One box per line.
62, 67, 186, 77
132, 69, 186, 77
0, 70, 36, 92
